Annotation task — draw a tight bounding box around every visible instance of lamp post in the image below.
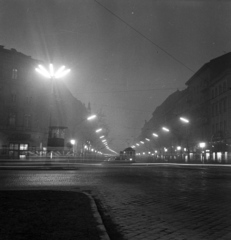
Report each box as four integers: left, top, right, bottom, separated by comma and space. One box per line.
199, 142, 206, 164
179, 117, 190, 161
35, 64, 70, 159
70, 139, 76, 156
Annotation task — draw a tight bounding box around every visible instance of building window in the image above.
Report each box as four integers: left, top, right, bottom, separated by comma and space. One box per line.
26, 96, 32, 104
223, 98, 227, 112
212, 124, 215, 134
223, 81, 227, 92
11, 94, 16, 102
215, 87, 218, 97
220, 122, 223, 132
211, 89, 214, 98
219, 85, 222, 95
9, 113, 16, 126
219, 100, 222, 114
24, 114, 31, 129
20, 144, 28, 150
224, 120, 227, 132
12, 68, 18, 79
2, 145, 7, 155
215, 103, 218, 116
212, 104, 215, 117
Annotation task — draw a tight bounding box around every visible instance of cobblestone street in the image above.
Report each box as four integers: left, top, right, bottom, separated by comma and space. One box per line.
1, 164, 231, 240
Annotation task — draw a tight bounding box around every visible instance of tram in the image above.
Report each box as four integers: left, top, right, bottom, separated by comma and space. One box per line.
120, 147, 136, 162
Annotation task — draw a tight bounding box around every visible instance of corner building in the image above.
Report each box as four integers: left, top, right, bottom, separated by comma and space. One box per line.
0, 46, 94, 158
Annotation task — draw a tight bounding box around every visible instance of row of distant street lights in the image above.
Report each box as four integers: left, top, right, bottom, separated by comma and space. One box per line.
132, 116, 206, 156
35, 63, 117, 155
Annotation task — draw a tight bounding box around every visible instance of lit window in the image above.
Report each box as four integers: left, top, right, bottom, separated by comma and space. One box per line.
12, 68, 18, 79
20, 144, 28, 150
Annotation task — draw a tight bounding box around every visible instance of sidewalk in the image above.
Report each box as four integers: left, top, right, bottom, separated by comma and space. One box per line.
0, 190, 110, 240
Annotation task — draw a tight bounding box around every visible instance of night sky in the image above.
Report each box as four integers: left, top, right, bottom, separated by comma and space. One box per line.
1, 0, 231, 152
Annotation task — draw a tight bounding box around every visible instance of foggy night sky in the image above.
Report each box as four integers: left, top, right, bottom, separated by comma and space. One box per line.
0, 0, 231, 152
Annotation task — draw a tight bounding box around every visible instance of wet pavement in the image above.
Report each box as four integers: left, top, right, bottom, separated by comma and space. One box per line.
1, 164, 231, 240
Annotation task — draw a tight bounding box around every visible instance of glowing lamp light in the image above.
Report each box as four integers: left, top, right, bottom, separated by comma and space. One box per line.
70, 139, 76, 145
153, 133, 159, 137
162, 127, 170, 132
100, 136, 105, 139
96, 128, 102, 133
180, 117, 189, 123
87, 115, 97, 120
145, 138, 150, 141
35, 64, 70, 79
199, 142, 206, 148
140, 141, 144, 144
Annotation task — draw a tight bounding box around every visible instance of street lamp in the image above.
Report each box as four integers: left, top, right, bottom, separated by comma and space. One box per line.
162, 127, 170, 132
35, 63, 70, 158
87, 115, 97, 121
96, 128, 102, 133
152, 133, 159, 137
180, 117, 190, 123
179, 117, 190, 161
199, 142, 206, 164
70, 139, 76, 156
35, 64, 70, 79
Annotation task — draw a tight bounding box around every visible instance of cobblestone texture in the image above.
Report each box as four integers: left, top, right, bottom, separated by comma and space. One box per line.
1, 165, 231, 239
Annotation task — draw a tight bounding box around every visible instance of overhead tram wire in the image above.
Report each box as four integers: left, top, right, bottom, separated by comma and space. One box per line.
74, 87, 182, 95
94, 0, 196, 74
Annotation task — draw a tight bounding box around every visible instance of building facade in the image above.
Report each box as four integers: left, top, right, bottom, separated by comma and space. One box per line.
0, 46, 98, 158
138, 52, 231, 162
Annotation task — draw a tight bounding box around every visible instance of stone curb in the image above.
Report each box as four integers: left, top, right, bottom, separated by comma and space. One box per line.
1, 188, 110, 240
83, 192, 111, 240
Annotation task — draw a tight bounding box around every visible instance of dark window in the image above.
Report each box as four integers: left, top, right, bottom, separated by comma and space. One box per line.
211, 89, 214, 98
11, 94, 16, 102
224, 121, 227, 132
220, 122, 223, 132
12, 68, 18, 79
219, 101, 222, 114
223, 81, 227, 92
24, 114, 31, 129
215, 103, 218, 116
219, 85, 222, 95
9, 113, 16, 126
212, 104, 215, 117
223, 98, 227, 112
2, 145, 7, 154
215, 87, 218, 97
